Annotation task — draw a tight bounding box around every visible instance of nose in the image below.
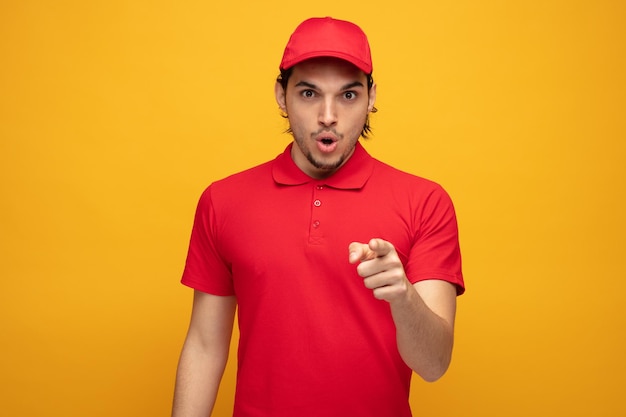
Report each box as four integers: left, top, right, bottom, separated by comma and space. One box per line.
318, 97, 337, 127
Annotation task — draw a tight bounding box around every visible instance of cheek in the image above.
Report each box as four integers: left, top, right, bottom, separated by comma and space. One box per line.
286, 112, 307, 131
345, 108, 368, 129
286, 106, 313, 128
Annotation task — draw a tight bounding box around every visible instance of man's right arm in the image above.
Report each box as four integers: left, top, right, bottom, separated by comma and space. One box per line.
172, 290, 237, 417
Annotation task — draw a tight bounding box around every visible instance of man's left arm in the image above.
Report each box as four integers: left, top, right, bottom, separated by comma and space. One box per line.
349, 238, 457, 382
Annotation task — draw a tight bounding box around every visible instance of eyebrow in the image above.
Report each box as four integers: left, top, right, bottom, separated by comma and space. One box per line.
294, 80, 365, 90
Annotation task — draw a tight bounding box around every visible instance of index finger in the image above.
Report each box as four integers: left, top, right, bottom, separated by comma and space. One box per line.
367, 238, 394, 257
348, 242, 377, 264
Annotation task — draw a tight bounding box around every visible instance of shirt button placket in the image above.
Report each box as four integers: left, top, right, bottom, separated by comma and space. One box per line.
310, 184, 324, 242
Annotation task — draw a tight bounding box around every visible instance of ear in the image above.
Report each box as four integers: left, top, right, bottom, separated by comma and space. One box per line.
367, 82, 377, 113
275, 81, 287, 113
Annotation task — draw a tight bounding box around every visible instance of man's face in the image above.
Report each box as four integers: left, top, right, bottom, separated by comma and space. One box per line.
275, 57, 377, 179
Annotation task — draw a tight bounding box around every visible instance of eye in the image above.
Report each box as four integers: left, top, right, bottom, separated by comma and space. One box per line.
343, 91, 357, 100
301, 90, 315, 98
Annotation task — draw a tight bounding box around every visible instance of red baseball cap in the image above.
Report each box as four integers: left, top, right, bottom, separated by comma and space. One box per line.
279, 17, 373, 74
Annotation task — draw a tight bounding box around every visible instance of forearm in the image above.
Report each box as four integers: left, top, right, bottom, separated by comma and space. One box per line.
349, 239, 457, 382
172, 292, 236, 417
390, 285, 454, 382
172, 337, 228, 417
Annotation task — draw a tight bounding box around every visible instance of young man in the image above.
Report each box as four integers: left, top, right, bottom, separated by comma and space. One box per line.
172, 17, 464, 417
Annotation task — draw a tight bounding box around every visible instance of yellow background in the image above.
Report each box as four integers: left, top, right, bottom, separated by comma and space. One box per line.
1, 1, 624, 416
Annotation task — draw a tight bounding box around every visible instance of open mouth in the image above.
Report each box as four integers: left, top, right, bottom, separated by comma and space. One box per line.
316, 135, 338, 153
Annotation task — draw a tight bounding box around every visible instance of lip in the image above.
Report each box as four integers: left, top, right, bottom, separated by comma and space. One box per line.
315, 133, 339, 154
315, 131, 339, 142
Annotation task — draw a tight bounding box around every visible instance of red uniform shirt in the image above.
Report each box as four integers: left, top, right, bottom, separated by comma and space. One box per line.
182, 142, 464, 417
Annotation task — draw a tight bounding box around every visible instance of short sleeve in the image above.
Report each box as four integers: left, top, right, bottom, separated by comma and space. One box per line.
405, 185, 465, 295
181, 186, 235, 296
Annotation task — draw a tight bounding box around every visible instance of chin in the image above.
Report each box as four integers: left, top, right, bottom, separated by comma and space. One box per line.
309, 155, 345, 171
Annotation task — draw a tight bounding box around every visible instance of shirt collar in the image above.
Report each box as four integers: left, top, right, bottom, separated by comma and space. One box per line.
272, 141, 375, 190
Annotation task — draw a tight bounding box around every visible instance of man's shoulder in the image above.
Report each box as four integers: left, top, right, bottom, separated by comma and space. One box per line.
195, 158, 276, 211
212, 158, 275, 189
371, 158, 443, 191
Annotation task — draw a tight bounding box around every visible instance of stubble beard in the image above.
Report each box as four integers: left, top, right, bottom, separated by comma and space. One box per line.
305, 151, 346, 172
296, 130, 358, 174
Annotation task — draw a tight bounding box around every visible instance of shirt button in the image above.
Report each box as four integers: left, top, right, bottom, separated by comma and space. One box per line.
313, 220, 320, 228
316, 185, 324, 190
313, 199, 321, 207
